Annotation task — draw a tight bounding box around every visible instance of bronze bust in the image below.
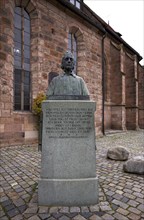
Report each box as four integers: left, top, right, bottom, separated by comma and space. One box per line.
46, 51, 89, 100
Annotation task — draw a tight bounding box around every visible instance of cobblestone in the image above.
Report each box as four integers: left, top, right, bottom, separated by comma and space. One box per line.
59, 207, 69, 213
113, 212, 129, 220
128, 207, 141, 215
127, 200, 139, 207
73, 214, 87, 220
111, 199, 129, 209
81, 206, 89, 212
127, 213, 141, 220
137, 203, 144, 212
70, 207, 81, 213
102, 213, 115, 220
49, 206, 59, 213
89, 215, 102, 220
117, 207, 129, 216
89, 205, 99, 212
0, 130, 144, 220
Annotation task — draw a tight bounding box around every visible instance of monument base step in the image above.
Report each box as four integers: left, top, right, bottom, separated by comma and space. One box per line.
38, 177, 99, 206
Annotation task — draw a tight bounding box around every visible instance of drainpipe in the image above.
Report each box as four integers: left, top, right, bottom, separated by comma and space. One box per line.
102, 33, 106, 135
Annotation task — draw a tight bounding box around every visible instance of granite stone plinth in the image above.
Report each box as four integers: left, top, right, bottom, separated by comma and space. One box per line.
38, 100, 98, 206
39, 178, 98, 206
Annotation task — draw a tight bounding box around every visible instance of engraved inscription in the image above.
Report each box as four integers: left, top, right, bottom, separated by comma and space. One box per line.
44, 108, 93, 138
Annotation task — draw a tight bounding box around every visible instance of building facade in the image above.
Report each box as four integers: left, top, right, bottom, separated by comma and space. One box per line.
0, 0, 144, 147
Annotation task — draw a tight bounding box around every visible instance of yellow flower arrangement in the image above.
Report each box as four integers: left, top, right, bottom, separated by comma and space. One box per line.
32, 92, 46, 117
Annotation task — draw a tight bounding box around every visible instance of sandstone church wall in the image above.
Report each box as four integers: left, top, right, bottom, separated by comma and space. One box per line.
0, 0, 143, 147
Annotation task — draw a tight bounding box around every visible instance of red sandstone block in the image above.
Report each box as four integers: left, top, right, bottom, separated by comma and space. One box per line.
4, 124, 13, 132
1, 110, 11, 117
1, 95, 11, 102
26, 2, 35, 13
14, 118, 24, 124
4, 123, 22, 132
0, 52, 6, 60
4, 103, 12, 110
0, 124, 4, 132
0, 102, 4, 109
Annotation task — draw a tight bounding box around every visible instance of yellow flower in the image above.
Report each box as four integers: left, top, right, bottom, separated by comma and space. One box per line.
32, 93, 46, 117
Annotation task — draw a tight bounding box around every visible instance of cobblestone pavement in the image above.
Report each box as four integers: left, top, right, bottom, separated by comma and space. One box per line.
0, 130, 144, 220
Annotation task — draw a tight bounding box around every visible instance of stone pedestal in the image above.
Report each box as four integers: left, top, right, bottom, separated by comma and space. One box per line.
38, 100, 98, 206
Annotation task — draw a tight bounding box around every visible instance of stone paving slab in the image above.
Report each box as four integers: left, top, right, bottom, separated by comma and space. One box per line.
0, 130, 144, 220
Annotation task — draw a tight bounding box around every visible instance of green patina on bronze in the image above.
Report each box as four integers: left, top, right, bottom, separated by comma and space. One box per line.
46, 51, 89, 99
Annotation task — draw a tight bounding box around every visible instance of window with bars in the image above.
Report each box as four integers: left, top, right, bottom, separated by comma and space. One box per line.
14, 7, 31, 111
68, 33, 77, 74
68, 0, 81, 9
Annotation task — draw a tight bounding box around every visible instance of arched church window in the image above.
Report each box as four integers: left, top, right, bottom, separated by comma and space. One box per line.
68, 32, 77, 74
14, 7, 31, 111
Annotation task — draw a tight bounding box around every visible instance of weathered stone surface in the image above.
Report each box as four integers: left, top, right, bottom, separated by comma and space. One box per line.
123, 156, 144, 174
38, 100, 98, 206
107, 146, 129, 161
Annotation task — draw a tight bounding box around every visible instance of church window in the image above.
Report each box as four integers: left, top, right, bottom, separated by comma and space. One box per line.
14, 7, 31, 111
68, 32, 77, 73
68, 0, 82, 9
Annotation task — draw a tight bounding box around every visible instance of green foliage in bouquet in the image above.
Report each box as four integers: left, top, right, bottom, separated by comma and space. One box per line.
32, 92, 46, 117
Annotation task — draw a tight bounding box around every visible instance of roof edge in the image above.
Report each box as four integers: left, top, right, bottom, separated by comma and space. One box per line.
53, 0, 106, 34
83, 2, 142, 61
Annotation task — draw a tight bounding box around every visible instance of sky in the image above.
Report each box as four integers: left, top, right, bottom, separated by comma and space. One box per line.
84, 0, 144, 65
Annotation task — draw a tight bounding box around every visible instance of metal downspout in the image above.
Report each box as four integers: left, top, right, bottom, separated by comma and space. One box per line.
102, 34, 106, 135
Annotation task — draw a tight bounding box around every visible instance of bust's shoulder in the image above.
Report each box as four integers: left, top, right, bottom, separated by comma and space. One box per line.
75, 75, 85, 82
73, 74, 82, 80
51, 74, 62, 82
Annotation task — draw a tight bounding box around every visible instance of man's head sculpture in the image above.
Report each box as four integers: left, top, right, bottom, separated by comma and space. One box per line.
46, 51, 90, 99
61, 51, 75, 72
